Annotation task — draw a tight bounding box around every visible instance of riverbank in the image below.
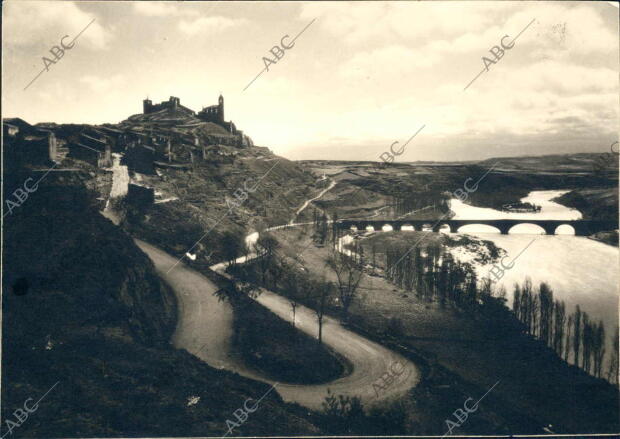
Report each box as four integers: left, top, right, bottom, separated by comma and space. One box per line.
589, 230, 619, 246
553, 187, 619, 221
447, 189, 619, 376
261, 227, 619, 434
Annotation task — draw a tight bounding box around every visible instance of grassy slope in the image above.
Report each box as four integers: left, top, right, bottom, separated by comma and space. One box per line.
224, 284, 350, 385
303, 154, 618, 222
126, 147, 320, 262
122, 147, 351, 386
263, 228, 619, 435
553, 187, 619, 220
1, 172, 320, 437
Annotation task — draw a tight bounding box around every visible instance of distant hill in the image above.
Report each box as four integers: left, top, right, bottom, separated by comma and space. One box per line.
299, 153, 618, 223
477, 152, 619, 174
300, 152, 619, 174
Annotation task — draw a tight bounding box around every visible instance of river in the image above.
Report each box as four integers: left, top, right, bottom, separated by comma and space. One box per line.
450, 190, 618, 369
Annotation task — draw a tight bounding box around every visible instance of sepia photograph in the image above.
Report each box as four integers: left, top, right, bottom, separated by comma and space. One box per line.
2, 1, 619, 437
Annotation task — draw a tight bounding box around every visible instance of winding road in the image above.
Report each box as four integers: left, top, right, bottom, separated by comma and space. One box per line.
136, 239, 421, 410
290, 179, 337, 224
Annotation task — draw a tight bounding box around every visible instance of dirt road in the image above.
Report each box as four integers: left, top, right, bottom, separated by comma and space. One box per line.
136, 239, 421, 410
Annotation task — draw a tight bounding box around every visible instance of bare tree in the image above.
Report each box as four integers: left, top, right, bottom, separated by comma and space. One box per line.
331, 211, 339, 245
253, 233, 279, 285
564, 315, 573, 362
521, 278, 534, 334
593, 321, 606, 378
581, 312, 591, 373
370, 240, 377, 274
573, 305, 582, 367
308, 278, 333, 344
538, 282, 554, 347
267, 256, 286, 289
607, 325, 619, 385
531, 293, 540, 337
282, 266, 302, 328
513, 284, 521, 320
553, 300, 566, 356
326, 249, 364, 322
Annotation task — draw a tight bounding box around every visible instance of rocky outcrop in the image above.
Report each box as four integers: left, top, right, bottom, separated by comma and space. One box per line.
2, 182, 177, 347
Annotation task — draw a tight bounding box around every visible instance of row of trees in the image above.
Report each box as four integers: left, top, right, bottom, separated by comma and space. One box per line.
387, 191, 451, 217
311, 209, 341, 245
230, 227, 619, 386
376, 239, 618, 385
230, 230, 365, 344
312, 208, 330, 244
383, 242, 495, 309
512, 280, 617, 383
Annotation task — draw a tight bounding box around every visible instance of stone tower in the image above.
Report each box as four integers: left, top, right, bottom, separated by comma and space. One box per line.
218, 94, 224, 123
143, 98, 153, 114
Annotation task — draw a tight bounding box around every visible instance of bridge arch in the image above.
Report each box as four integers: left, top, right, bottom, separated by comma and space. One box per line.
365, 225, 375, 232
457, 224, 501, 234
555, 224, 575, 235
421, 223, 433, 232
350, 225, 358, 232
438, 224, 451, 234
401, 224, 415, 231
382, 224, 394, 232
508, 223, 546, 235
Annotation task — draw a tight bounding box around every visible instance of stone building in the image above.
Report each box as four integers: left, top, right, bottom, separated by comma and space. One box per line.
197, 94, 225, 124
143, 95, 248, 143
124, 144, 156, 174
143, 96, 195, 116
69, 130, 112, 168
9, 129, 58, 165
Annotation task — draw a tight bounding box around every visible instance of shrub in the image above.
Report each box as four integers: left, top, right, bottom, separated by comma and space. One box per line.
386, 317, 405, 337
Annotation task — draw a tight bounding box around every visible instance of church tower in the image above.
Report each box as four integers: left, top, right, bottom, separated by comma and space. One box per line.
143, 98, 153, 114
218, 94, 224, 123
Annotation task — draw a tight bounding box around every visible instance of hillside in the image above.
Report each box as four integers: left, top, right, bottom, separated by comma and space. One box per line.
256, 226, 619, 434
4, 95, 329, 264
2, 98, 344, 436
123, 146, 322, 262
1, 168, 321, 437
301, 154, 619, 223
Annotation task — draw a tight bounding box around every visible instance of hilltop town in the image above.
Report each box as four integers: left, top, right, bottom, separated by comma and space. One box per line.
3, 95, 267, 207
3, 94, 254, 173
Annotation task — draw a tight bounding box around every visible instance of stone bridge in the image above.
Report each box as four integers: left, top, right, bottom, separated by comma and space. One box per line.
335, 218, 618, 236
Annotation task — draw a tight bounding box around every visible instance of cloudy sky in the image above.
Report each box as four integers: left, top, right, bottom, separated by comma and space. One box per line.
3, 1, 619, 161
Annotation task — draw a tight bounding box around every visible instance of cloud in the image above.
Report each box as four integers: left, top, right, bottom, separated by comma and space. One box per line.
178, 16, 248, 36
79, 74, 124, 93
4, 1, 110, 50
299, 2, 502, 46
132, 2, 211, 18
133, 2, 185, 17
339, 45, 442, 79
532, 4, 617, 56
